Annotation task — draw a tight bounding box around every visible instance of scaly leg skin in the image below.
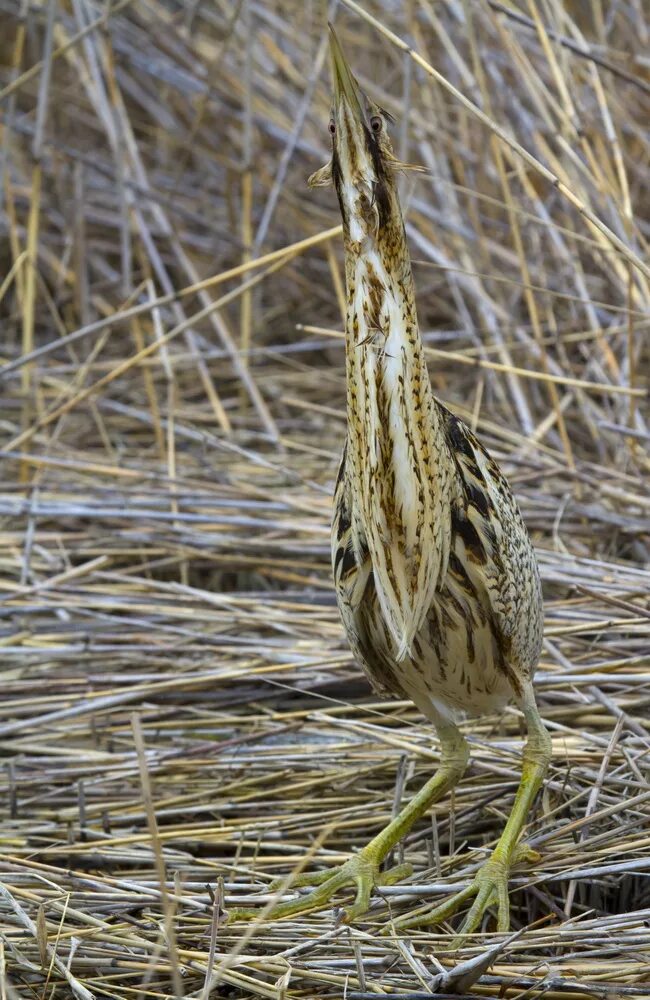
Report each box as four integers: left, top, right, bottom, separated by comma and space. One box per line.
396, 688, 551, 944
228, 724, 469, 923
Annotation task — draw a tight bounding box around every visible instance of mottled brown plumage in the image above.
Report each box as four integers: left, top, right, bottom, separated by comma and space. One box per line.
333, 401, 544, 714
231, 26, 551, 938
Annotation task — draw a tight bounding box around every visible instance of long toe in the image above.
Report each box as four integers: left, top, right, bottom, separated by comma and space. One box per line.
342, 871, 373, 923
228, 867, 349, 923
228, 851, 410, 924
394, 882, 476, 932
452, 884, 499, 944
394, 856, 513, 941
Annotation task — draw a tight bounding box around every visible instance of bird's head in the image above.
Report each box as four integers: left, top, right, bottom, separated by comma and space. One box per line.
309, 25, 423, 248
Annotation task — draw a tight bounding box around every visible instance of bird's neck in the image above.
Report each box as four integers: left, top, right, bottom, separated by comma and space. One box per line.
342, 213, 452, 660
342, 211, 430, 410
342, 211, 437, 486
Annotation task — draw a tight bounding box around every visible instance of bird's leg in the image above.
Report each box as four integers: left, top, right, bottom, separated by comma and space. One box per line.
228, 724, 469, 923
397, 689, 551, 941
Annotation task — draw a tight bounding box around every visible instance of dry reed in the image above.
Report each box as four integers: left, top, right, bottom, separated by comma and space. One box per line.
0, 1, 649, 997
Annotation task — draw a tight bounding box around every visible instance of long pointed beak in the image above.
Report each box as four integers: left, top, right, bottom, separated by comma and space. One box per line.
328, 24, 365, 123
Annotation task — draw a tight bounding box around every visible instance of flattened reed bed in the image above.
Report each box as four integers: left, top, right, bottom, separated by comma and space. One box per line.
0, 0, 649, 997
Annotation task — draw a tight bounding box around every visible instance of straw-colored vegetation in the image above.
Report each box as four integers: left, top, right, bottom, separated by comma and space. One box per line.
1, 1, 649, 997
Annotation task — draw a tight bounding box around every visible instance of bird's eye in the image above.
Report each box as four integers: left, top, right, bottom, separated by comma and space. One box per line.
328, 119, 336, 135
370, 115, 382, 133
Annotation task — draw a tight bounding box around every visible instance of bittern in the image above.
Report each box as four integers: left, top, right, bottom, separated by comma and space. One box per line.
233, 27, 551, 938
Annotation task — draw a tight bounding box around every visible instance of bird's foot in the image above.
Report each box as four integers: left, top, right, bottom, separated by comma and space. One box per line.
394, 842, 540, 945
227, 853, 413, 924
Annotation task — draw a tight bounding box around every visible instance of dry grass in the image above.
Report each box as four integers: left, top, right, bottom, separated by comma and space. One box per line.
1, 0, 649, 997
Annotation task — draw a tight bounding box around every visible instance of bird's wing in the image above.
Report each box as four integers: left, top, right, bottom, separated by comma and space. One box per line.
441, 408, 543, 678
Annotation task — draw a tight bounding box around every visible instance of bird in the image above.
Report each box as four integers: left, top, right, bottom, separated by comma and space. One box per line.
231, 25, 552, 940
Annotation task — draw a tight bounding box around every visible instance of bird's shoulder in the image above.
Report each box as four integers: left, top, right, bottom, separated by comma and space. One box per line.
439, 405, 516, 521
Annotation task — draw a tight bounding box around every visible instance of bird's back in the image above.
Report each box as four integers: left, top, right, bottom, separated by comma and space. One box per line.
332, 401, 543, 724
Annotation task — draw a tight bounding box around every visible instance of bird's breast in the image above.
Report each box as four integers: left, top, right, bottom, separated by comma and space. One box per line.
343, 254, 454, 660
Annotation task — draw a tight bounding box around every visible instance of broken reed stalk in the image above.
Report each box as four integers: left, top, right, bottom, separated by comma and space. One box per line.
0, 2, 648, 998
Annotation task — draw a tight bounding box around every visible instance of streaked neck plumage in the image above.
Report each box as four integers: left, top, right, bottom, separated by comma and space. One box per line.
340, 180, 452, 660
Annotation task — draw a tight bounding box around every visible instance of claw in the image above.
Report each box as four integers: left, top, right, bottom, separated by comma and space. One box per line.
227, 854, 413, 924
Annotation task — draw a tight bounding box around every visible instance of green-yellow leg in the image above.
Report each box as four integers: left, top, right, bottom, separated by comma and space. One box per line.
228, 724, 469, 923
397, 690, 551, 942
